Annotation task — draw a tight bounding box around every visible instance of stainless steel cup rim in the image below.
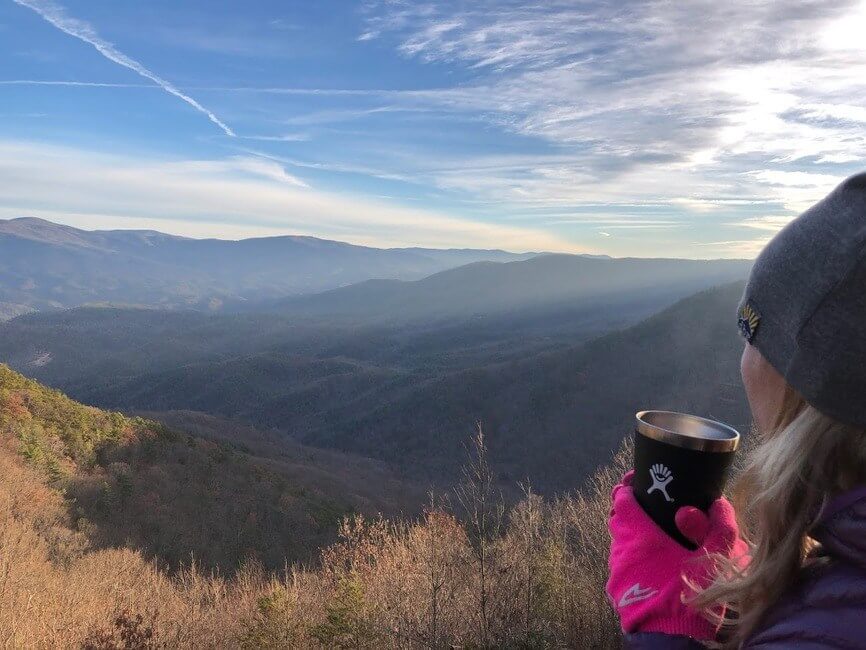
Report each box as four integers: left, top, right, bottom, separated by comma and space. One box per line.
635, 410, 740, 453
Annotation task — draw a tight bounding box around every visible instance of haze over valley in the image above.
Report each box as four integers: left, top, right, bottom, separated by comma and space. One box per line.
0, 219, 751, 492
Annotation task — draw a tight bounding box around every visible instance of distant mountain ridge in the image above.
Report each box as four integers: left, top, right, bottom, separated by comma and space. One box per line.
0, 217, 537, 318
278, 254, 751, 324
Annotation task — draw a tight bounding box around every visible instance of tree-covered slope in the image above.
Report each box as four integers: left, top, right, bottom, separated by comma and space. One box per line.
292, 282, 752, 491
0, 364, 421, 572
0, 282, 752, 495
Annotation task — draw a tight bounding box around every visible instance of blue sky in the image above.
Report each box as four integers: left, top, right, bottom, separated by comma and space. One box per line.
1, 0, 866, 257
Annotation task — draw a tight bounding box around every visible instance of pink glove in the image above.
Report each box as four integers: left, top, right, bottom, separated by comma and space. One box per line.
606, 470, 747, 640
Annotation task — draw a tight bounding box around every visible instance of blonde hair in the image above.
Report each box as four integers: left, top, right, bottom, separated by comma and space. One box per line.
696, 388, 866, 647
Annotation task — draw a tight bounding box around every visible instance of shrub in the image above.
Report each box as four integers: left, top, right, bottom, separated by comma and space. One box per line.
81, 610, 162, 650
238, 587, 303, 649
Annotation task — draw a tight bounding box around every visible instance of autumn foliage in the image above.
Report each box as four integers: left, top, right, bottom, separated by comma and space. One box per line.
0, 364, 624, 648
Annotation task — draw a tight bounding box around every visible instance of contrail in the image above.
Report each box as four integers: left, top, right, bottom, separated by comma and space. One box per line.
11, 0, 235, 137
0, 80, 151, 87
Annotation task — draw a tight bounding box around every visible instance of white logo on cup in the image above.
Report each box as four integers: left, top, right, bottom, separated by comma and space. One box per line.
647, 463, 674, 502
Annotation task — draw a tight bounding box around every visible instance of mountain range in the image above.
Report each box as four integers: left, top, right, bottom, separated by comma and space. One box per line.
0, 282, 750, 492
276, 253, 750, 325
0, 217, 535, 318
0, 217, 755, 493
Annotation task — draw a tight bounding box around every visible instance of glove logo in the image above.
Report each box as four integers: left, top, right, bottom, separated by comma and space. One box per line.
618, 582, 658, 607
647, 463, 674, 502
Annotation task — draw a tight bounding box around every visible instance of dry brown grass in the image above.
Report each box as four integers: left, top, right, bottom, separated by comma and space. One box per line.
2, 412, 628, 649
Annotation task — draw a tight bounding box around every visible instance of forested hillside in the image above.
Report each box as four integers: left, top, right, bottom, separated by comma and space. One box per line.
299, 282, 750, 490
0, 365, 419, 571
0, 282, 750, 493
0, 367, 625, 648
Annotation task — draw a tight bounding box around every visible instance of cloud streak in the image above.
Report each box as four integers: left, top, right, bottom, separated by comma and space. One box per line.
11, 0, 235, 136
0, 140, 576, 252
0, 79, 153, 87
344, 0, 866, 255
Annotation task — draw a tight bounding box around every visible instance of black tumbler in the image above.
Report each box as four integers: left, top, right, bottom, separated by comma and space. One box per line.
633, 410, 740, 548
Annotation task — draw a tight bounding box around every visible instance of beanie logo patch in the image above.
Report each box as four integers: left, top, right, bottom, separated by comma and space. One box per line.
738, 303, 761, 342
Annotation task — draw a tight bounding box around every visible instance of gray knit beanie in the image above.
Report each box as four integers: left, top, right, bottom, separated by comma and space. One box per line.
738, 172, 866, 429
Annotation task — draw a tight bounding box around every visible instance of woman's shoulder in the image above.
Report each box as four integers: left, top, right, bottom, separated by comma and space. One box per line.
745, 489, 866, 647
745, 559, 866, 648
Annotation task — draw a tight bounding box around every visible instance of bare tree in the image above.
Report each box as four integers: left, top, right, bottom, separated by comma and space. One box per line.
454, 424, 504, 648
514, 482, 542, 641
422, 492, 447, 649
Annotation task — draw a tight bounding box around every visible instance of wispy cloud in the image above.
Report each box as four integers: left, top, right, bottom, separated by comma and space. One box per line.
239, 134, 310, 143
356, 0, 866, 217
7, 1, 866, 257
241, 148, 415, 183
158, 25, 294, 58
0, 140, 576, 252
695, 238, 773, 257
219, 156, 309, 188
282, 105, 433, 126
11, 0, 235, 136
728, 215, 796, 231
0, 79, 153, 87
268, 18, 299, 31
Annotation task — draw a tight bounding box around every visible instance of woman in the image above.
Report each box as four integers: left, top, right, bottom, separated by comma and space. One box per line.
607, 172, 866, 648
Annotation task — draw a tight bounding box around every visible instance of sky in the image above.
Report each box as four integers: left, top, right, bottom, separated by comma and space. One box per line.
1, 0, 865, 258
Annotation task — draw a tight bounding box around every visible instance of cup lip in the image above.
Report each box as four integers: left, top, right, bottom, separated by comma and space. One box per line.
635, 410, 740, 453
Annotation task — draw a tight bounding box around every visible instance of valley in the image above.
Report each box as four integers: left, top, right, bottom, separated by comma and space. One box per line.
0, 224, 752, 493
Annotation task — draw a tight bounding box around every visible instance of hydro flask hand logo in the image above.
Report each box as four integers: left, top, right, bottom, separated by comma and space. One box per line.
647, 463, 674, 502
